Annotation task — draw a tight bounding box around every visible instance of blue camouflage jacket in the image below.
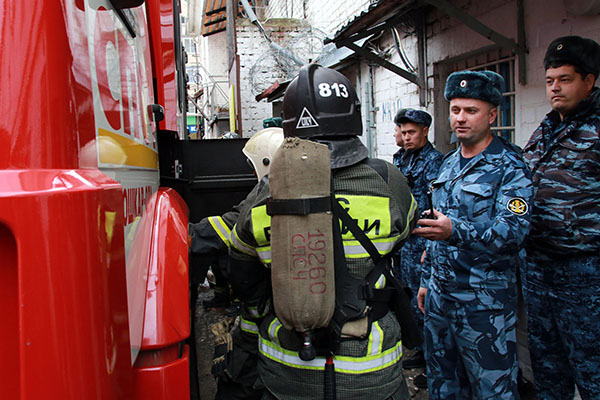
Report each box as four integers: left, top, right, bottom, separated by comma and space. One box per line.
396, 142, 443, 218
393, 147, 405, 169
421, 135, 534, 293
396, 142, 443, 266
523, 87, 600, 257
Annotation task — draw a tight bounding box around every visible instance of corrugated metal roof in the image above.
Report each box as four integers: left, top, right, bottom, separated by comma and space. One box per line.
201, 0, 250, 36
328, 0, 419, 43
317, 36, 371, 68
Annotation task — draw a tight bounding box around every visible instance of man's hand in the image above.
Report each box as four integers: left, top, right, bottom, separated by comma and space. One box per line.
417, 287, 427, 314
413, 209, 452, 241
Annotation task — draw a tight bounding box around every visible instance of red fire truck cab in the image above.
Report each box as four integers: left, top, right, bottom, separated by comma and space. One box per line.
0, 0, 205, 398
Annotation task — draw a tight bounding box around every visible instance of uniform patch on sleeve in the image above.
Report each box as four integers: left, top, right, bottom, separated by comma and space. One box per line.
507, 197, 528, 216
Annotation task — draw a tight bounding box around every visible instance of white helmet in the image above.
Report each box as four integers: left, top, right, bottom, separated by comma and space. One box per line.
242, 127, 284, 180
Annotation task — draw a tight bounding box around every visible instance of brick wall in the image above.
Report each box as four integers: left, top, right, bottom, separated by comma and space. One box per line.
236, 18, 312, 136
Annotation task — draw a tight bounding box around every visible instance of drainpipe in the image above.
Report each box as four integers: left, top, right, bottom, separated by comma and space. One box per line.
364, 65, 377, 158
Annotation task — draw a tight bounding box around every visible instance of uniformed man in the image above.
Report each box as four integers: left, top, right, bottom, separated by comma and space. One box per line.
229, 64, 418, 399
391, 109, 406, 315
189, 127, 284, 400
522, 36, 600, 400
392, 108, 407, 168
414, 70, 534, 399
393, 109, 443, 386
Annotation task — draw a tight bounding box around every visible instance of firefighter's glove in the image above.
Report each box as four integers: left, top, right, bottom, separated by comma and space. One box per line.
209, 318, 234, 379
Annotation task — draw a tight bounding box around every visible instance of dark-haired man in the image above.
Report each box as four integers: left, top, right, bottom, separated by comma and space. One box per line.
392, 109, 443, 386
392, 108, 407, 168
522, 35, 600, 400
414, 70, 534, 399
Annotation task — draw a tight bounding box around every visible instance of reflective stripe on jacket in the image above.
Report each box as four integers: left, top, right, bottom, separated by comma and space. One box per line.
231, 194, 417, 266
240, 316, 259, 335
259, 333, 401, 374
207, 215, 232, 247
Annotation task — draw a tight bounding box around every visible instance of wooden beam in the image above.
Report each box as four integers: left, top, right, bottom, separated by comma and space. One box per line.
226, 0, 236, 68
422, 0, 525, 55
344, 41, 423, 87
204, 17, 226, 27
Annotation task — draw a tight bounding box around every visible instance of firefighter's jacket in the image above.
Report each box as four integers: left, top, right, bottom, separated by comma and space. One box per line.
230, 154, 418, 399
188, 190, 261, 336
189, 203, 243, 261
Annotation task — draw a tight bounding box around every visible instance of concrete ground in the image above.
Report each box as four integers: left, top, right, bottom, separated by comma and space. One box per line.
401, 348, 428, 400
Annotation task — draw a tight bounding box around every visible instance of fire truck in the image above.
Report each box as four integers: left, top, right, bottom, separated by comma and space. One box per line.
0, 0, 255, 398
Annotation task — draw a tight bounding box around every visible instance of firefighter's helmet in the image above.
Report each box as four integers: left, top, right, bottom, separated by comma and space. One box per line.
242, 127, 284, 180
282, 64, 362, 138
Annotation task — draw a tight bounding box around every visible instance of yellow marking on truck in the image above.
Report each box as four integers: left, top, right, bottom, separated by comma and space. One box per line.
98, 128, 158, 169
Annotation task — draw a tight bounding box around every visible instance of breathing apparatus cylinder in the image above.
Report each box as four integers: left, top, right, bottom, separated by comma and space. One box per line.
268, 63, 363, 361
268, 137, 335, 360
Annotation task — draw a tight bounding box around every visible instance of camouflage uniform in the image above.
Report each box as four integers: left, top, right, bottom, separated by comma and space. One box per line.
421, 135, 534, 399
392, 147, 406, 168
393, 142, 443, 346
522, 87, 600, 400
230, 142, 418, 400
189, 192, 263, 400
391, 145, 405, 281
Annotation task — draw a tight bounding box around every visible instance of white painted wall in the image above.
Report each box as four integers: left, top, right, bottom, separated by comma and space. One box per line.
236, 18, 314, 137
516, 0, 600, 145
194, 32, 230, 138
235, 0, 599, 158
236, 19, 274, 136
365, 0, 600, 162
369, 31, 422, 162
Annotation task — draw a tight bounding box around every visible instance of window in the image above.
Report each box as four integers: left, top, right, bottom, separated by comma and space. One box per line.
183, 37, 197, 56
434, 48, 516, 153
186, 65, 201, 84
469, 58, 515, 143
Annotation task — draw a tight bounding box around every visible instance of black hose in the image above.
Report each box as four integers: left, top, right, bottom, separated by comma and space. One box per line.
324, 354, 336, 400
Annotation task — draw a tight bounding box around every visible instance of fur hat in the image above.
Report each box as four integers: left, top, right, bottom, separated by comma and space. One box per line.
398, 109, 432, 128
444, 70, 505, 106
393, 108, 409, 126
544, 36, 600, 80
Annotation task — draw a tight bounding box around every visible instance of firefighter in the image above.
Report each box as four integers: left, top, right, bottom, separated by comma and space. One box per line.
188, 127, 284, 400
229, 64, 419, 400
190, 127, 284, 308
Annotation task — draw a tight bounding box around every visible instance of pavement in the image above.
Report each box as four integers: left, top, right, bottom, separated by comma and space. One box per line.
401, 348, 428, 399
